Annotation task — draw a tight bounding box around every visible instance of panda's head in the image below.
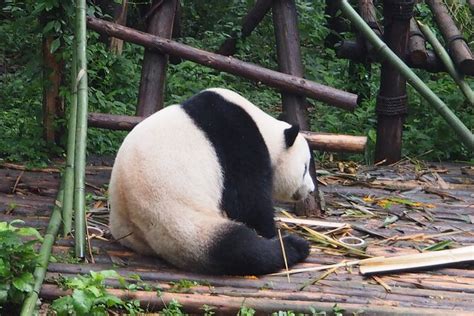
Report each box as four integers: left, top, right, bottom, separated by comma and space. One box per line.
272, 125, 315, 203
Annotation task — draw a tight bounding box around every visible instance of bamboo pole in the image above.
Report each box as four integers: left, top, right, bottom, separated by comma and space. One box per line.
20, 184, 64, 316
62, 36, 78, 236
86, 17, 358, 111
74, 0, 88, 258
417, 21, 474, 105
337, 0, 474, 151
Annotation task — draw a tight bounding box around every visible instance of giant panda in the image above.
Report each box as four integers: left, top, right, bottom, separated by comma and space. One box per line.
109, 88, 315, 275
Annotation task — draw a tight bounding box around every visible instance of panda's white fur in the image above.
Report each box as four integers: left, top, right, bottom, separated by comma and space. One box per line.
109, 88, 314, 275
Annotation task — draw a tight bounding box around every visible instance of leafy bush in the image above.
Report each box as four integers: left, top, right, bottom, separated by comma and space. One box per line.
51, 270, 143, 315
0, 220, 43, 310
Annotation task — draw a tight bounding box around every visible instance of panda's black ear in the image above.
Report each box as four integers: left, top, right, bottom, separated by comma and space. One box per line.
284, 125, 300, 148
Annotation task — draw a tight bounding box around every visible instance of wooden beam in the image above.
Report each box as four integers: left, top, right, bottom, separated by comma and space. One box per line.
374, 1, 414, 164
426, 0, 474, 76
136, 0, 178, 117
216, 0, 273, 56
86, 17, 358, 111
87, 113, 367, 153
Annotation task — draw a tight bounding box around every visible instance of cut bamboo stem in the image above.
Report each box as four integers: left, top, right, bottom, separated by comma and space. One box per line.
359, 245, 474, 275
417, 21, 474, 105
337, 0, 474, 151
62, 36, 78, 236
20, 185, 64, 316
74, 0, 88, 258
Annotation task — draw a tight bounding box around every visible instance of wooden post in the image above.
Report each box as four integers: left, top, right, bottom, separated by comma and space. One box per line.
272, 0, 319, 216
374, 0, 414, 164
217, 0, 273, 56
136, 0, 178, 117
42, 36, 63, 144
109, 0, 128, 55
426, 0, 474, 76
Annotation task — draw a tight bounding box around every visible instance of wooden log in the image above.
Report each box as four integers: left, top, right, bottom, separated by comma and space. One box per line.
426, 0, 474, 75
86, 17, 358, 110
358, 0, 383, 59
216, 0, 273, 56
136, 0, 178, 117
374, 0, 414, 164
39, 283, 465, 315
301, 131, 367, 153
408, 18, 427, 66
87, 113, 367, 153
336, 39, 444, 73
335, 40, 366, 61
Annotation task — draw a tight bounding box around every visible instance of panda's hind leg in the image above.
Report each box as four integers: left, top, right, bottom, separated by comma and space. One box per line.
109, 210, 154, 255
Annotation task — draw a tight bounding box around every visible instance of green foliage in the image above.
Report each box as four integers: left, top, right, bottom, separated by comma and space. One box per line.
238, 305, 256, 316
0, 220, 42, 310
51, 270, 144, 315
160, 298, 186, 316
1, 0, 473, 164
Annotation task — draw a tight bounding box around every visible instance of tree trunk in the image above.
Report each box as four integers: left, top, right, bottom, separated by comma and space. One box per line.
42, 36, 64, 144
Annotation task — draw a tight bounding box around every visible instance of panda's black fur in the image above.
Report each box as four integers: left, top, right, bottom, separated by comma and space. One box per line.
182, 91, 275, 238
109, 88, 314, 275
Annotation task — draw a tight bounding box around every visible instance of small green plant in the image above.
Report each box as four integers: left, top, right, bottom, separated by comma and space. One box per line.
51, 270, 144, 316
0, 220, 42, 311
160, 298, 186, 316
202, 304, 216, 315
238, 305, 256, 316
169, 279, 201, 293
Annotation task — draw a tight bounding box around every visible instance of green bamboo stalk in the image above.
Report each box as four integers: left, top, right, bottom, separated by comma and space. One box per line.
62, 37, 78, 236
417, 21, 474, 105
74, 0, 88, 258
337, 0, 474, 151
20, 184, 65, 316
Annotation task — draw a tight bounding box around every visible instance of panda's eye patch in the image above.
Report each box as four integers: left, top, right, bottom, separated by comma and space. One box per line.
303, 164, 308, 178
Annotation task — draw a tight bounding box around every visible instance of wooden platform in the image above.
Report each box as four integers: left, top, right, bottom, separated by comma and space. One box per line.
1, 161, 473, 315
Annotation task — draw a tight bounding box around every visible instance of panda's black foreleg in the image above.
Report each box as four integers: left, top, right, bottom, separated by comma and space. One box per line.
247, 208, 277, 239
207, 222, 309, 275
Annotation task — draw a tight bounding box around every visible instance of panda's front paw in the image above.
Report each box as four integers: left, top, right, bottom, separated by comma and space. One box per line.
282, 234, 310, 265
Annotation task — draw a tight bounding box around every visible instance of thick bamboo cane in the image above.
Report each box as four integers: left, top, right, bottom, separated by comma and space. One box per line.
20, 185, 64, 316
337, 0, 474, 151
73, 0, 88, 258
62, 36, 78, 236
